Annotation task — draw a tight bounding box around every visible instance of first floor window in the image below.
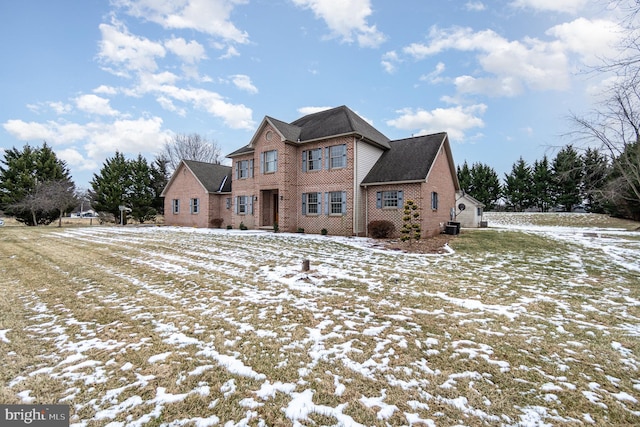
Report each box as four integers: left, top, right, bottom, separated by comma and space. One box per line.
376, 190, 403, 208
329, 191, 346, 215
302, 192, 321, 215
238, 195, 247, 214
235, 195, 254, 215
172, 199, 180, 214
431, 192, 439, 210
190, 198, 200, 214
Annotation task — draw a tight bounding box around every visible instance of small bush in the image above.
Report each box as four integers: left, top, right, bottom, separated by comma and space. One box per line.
210, 218, 224, 228
239, 222, 248, 230
297, 227, 305, 233
321, 228, 328, 236
368, 220, 395, 238
273, 221, 279, 233
226, 225, 232, 230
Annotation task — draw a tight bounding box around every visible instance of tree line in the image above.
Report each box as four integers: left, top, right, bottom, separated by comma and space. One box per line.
456, 142, 639, 220
0, 134, 222, 226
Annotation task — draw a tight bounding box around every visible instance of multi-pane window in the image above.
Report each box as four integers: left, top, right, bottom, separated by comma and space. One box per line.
329, 191, 345, 214
305, 149, 322, 171
302, 192, 321, 215
237, 160, 251, 179
172, 199, 180, 214
329, 144, 346, 169
226, 198, 231, 210
190, 198, 199, 214
263, 150, 277, 173
237, 195, 248, 214
383, 191, 399, 208
431, 192, 439, 210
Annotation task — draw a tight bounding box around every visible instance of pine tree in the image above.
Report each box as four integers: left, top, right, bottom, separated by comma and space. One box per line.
552, 145, 583, 212
581, 148, 609, 213
400, 200, 421, 244
503, 157, 533, 211
0, 142, 73, 225
151, 156, 170, 215
469, 163, 502, 210
90, 151, 132, 224
129, 154, 157, 223
531, 155, 554, 212
457, 161, 472, 193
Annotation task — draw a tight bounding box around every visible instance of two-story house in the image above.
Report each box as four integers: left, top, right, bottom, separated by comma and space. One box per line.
225, 105, 459, 237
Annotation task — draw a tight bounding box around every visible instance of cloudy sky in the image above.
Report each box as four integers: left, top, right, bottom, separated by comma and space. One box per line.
0, 0, 633, 187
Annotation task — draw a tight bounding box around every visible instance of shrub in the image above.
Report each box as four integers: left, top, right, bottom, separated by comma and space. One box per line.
210, 218, 224, 228
226, 225, 232, 230
368, 220, 395, 238
273, 221, 279, 233
239, 222, 248, 230
321, 228, 328, 236
297, 227, 305, 233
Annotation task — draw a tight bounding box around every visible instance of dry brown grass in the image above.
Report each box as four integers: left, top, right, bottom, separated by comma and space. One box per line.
0, 219, 639, 425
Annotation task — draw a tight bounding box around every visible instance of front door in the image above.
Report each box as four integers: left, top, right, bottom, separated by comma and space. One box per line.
273, 193, 279, 224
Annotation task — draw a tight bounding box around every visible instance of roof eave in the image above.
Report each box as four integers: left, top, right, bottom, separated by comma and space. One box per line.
361, 179, 425, 187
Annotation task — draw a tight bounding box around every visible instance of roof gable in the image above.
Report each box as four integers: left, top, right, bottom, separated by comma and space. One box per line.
227, 105, 391, 158
362, 133, 448, 185
161, 160, 232, 196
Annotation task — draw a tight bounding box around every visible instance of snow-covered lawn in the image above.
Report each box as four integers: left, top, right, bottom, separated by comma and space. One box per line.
0, 212, 638, 426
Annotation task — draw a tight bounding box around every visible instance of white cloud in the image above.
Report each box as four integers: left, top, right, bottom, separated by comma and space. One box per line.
57, 148, 99, 171
465, 2, 486, 11
114, 0, 250, 44
164, 37, 206, 63
510, 0, 589, 14
94, 85, 118, 95
402, 26, 571, 95
381, 50, 400, 73
3, 119, 89, 144
386, 104, 487, 141
75, 94, 119, 116
546, 18, 623, 65
98, 21, 166, 74
48, 101, 73, 115
420, 62, 446, 84
291, 0, 386, 48
297, 106, 334, 115
230, 74, 258, 94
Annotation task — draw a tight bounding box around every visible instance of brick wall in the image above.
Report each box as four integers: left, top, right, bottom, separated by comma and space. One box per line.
421, 146, 457, 237
163, 163, 211, 228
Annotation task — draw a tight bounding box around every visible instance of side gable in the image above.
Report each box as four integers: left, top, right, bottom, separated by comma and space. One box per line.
362, 133, 453, 186
161, 160, 232, 197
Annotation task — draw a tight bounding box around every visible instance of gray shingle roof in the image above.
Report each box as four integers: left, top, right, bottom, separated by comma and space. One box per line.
227, 106, 390, 158
291, 106, 390, 148
361, 133, 447, 184
183, 160, 232, 193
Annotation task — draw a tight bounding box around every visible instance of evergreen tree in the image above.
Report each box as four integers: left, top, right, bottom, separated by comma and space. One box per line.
151, 155, 170, 215
582, 148, 609, 213
469, 163, 502, 210
552, 145, 583, 212
457, 161, 472, 194
129, 154, 157, 223
503, 157, 533, 211
0, 142, 72, 225
90, 151, 132, 224
531, 155, 554, 212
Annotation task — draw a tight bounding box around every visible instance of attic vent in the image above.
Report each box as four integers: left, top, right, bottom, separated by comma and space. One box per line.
265, 130, 273, 141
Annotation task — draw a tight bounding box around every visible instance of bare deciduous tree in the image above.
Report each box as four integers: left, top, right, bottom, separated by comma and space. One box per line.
159, 133, 222, 173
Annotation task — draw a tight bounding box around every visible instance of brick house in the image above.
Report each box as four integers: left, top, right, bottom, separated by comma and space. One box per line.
161, 160, 232, 228
225, 105, 460, 237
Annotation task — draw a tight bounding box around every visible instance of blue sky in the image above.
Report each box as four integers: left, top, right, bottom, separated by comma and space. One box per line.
0, 0, 631, 188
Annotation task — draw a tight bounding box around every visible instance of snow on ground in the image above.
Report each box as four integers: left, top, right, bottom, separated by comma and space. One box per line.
2, 212, 639, 425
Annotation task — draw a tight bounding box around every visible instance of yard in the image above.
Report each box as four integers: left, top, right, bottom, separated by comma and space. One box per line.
0, 212, 639, 426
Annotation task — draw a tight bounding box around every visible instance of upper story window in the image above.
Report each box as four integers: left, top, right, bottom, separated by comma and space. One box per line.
236, 159, 253, 179
329, 144, 346, 169
190, 198, 200, 214
302, 148, 322, 171
172, 199, 180, 214
261, 150, 278, 173
431, 192, 439, 210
